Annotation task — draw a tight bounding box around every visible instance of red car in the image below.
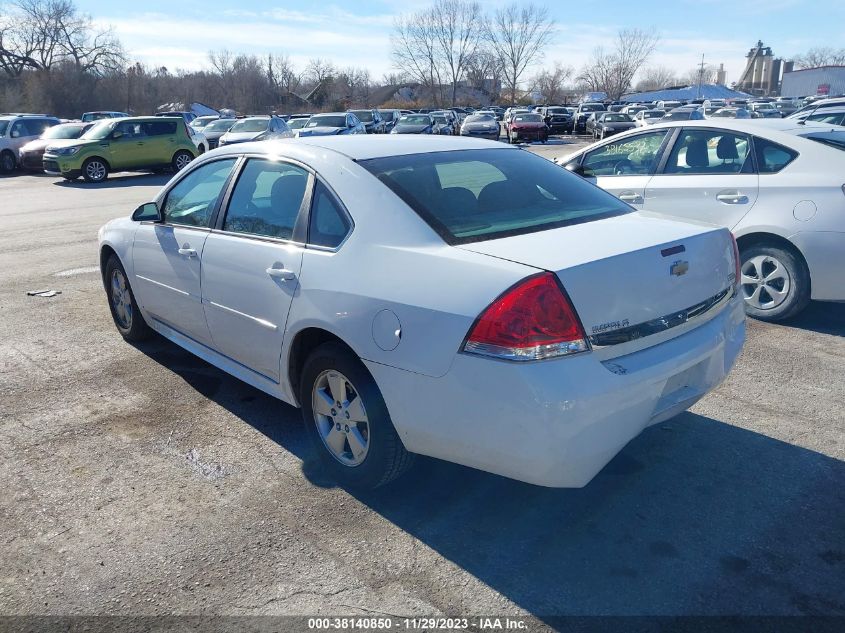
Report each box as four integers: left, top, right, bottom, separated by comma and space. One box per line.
507, 113, 549, 143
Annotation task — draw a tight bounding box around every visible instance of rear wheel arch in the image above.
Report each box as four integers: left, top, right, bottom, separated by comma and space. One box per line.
735, 232, 810, 279
287, 327, 359, 407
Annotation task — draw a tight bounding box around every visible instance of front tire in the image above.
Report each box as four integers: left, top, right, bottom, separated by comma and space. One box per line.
104, 255, 153, 341
740, 243, 810, 321
82, 158, 108, 183
0, 150, 16, 173
300, 342, 414, 489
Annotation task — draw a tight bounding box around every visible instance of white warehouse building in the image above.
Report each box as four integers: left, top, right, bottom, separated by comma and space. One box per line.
780, 66, 845, 98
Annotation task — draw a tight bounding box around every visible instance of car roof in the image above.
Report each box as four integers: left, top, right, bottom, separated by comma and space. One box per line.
629, 118, 844, 142
210, 135, 516, 161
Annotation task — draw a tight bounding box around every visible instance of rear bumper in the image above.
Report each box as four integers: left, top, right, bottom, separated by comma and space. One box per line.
367, 294, 745, 487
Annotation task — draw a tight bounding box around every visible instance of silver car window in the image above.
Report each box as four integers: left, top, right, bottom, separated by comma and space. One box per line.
163, 159, 238, 227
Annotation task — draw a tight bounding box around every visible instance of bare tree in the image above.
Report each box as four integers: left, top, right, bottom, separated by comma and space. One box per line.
531, 62, 572, 103
634, 65, 677, 92
429, 0, 483, 105
576, 28, 659, 100
465, 47, 502, 99
484, 2, 554, 105
793, 46, 845, 69
681, 64, 717, 87
306, 57, 336, 85
392, 9, 444, 105
267, 53, 300, 96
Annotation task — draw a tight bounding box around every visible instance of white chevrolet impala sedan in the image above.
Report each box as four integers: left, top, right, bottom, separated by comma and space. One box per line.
98, 136, 745, 489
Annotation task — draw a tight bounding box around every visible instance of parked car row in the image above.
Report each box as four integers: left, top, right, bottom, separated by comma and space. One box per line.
555, 117, 845, 322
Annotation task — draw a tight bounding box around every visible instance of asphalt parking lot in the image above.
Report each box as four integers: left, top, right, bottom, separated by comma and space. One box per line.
1, 143, 844, 625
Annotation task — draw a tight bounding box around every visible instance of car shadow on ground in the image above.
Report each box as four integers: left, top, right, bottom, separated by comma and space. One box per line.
53, 173, 172, 189
133, 337, 845, 619
780, 301, 845, 337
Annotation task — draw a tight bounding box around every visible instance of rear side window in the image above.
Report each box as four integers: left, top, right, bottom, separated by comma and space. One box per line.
308, 181, 351, 248
145, 121, 177, 136
223, 159, 308, 240
360, 148, 631, 245
663, 129, 751, 175
753, 137, 798, 173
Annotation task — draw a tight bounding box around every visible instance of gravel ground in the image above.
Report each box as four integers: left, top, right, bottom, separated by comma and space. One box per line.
0, 145, 843, 629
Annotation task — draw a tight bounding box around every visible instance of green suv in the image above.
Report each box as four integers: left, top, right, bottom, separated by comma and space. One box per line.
43, 116, 196, 182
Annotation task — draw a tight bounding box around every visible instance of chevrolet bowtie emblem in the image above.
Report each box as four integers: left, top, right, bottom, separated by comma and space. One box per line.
670, 260, 689, 276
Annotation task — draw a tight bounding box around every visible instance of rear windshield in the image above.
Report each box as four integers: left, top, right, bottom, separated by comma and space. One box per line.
230, 118, 269, 133
308, 115, 345, 128
360, 149, 631, 245
205, 119, 236, 132
351, 110, 373, 122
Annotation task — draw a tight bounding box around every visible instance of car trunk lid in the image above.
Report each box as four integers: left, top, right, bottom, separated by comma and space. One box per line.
458, 212, 736, 350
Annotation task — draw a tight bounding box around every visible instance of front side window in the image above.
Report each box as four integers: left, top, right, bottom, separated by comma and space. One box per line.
223, 159, 308, 240
162, 158, 237, 227
361, 148, 631, 245
581, 130, 669, 177
663, 129, 750, 175
754, 137, 798, 173
308, 182, 351, 248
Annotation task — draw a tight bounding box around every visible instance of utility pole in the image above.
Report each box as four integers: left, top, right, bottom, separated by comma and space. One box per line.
697, 54, 706, 99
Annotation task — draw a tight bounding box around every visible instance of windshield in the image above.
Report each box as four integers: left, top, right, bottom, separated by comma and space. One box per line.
711, 109, 735, 118
545, 108, 567, 115
360, 149, 631, 245
380, 111, 396, 122
514, 114, 542, 122
662, 111, 692, 120
581, 104, 605, 112
644, 111, 663, 118
351, 110, 373, 122
204, 119, 236, 132
229, 118, 269, 133
308, 115, 346, 128
0, 121, 10, 136
399, 115, 431, 125
433, 116, 448, 124
81, 120, 115, 140
43, 125, 86, 140
287, 118, 309, 129
191, 117, 216, 128
466, 115, 495, 123
604, 114, 632, 123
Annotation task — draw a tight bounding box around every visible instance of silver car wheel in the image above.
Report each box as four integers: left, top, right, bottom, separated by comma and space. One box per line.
86, 160, 106, 181
175, 152, 192, 170
312, 369, 370, 467
741, 254, 791, 310
110, 269, 132, 329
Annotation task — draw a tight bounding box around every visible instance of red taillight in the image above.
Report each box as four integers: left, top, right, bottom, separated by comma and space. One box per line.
463, 272, 590, 361
730, 232, 741, 291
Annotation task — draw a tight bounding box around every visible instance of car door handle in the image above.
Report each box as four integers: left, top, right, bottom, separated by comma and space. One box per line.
716, 192, 749, 204
136, 142, 144, 146
177, 248, 197, 257
266, 267, 296, 281
618, 192, 644, 204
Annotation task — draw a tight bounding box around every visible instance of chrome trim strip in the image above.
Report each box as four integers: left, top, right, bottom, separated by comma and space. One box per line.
136, 275, 190, 297
203, 299, 278, 331
589, 287, 732, 348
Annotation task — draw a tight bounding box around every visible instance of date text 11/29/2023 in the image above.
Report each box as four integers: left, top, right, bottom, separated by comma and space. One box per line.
307, 617, 529, 630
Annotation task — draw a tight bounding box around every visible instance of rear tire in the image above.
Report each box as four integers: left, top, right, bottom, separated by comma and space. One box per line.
172, 150, 193, 172
300, 342, 414, 489
740, 243, 810, 322
104, 255, 153, 342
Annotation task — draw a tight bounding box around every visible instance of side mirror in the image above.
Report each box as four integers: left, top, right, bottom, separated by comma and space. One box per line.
132, 202, 161, 222
564, 161, 589, 178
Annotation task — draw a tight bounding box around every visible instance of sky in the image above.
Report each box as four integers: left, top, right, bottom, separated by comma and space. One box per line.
76, 0, 845, 89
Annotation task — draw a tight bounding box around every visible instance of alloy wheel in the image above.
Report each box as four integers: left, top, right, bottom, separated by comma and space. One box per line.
312, 370, 370, 467
86, 160, 106, 181
175, 152, 192, 170
741, 255, 791, 311
110, 269, 133, 329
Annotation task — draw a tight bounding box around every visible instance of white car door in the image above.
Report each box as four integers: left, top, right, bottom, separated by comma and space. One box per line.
200, 158, 310, 382
568, 129, 672, 207
643, 127, 759, 228
132, 157, 238, 346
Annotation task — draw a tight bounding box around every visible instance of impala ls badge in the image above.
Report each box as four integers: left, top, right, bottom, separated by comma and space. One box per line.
670, 260, 689, 276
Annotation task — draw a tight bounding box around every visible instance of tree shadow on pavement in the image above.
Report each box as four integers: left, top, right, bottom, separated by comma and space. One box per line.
133, 337, 845, 619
